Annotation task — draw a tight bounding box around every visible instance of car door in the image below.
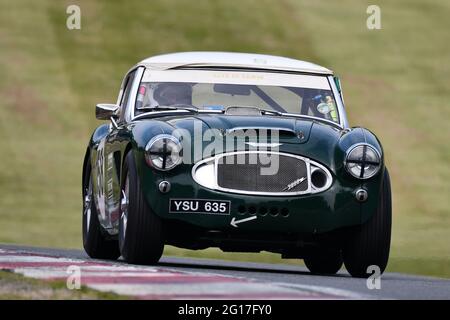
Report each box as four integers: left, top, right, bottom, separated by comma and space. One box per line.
101, 69, 137, 232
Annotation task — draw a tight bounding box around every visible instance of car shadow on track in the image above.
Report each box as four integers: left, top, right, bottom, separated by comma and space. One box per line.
157, 258, 351, 279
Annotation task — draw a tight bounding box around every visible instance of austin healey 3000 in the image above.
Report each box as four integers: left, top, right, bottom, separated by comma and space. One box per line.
82, 52, 391, 277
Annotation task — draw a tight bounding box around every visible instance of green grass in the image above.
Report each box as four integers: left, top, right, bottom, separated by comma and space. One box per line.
0, 0, 449, 278
0, 270, 126, 299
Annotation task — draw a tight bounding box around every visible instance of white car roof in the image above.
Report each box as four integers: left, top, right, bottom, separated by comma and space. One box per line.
137, 51, 333, 75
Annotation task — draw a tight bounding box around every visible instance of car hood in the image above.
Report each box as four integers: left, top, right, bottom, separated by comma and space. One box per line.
162, 114, 315, 144
131, 114, 344, 168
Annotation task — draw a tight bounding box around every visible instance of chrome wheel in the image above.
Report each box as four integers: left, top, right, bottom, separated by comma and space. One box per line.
119, 151, 164, 264
83, 179, 93, 233
120, 176, 129, 244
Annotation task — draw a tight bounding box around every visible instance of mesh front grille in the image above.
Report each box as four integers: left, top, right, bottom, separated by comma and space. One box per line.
217, 153, 308, 193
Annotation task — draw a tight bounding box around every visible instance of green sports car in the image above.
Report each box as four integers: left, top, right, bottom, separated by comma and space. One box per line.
82, 52, 391, 278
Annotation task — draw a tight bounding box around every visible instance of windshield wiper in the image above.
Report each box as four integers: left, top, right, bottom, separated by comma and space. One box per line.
259, 108, 284, 116
259, 108, 340, 126
141, 104, 199, 113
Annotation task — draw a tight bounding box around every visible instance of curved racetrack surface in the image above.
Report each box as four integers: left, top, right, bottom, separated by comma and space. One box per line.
0, 244, 449, 299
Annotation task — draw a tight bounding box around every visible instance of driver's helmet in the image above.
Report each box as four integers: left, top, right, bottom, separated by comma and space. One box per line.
153, 82, 193, 106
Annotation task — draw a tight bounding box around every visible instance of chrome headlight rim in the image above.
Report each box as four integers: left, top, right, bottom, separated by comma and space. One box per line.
344, 143, 382, 179
144, 134, 183, 171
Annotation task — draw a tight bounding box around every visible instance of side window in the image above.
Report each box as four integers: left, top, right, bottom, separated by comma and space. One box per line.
118, 70, 136, 122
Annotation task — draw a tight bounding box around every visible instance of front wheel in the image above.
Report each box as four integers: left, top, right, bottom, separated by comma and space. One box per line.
82, 160, 120, 260
343, 168, 392, 278
119, 152, 164, 265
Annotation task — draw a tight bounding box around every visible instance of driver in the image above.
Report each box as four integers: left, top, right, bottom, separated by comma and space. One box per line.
153, 82, 193, 106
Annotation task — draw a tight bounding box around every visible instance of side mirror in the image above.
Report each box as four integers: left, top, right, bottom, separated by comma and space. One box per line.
96, 104, 119, 120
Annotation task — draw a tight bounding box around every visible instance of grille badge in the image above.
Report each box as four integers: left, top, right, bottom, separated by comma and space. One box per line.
283, 177, 306, 191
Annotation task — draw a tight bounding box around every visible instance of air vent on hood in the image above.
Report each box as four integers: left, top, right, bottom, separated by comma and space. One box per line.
224, 127, 297, 137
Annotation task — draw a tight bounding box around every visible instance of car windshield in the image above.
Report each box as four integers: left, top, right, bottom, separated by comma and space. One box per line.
136, 69, 339, 123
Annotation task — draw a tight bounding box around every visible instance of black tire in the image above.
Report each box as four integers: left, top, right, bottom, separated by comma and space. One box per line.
119, 151, 164, 265
304, 249, 343, 275
343, 168, 392, 278
82, 160, 120, 260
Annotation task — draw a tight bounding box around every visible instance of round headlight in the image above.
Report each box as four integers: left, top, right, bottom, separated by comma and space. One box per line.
145, 134, 182, 171
345, 144, 381, 179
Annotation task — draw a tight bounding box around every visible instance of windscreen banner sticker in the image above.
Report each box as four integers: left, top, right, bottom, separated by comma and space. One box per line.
143, 69, 331, 90
169, 199, 231, 215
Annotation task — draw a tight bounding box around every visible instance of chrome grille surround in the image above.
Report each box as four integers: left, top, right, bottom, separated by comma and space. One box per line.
192, 151, 333, 196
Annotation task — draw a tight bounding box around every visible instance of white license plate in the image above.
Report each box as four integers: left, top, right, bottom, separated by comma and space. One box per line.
169, 199, 231, 215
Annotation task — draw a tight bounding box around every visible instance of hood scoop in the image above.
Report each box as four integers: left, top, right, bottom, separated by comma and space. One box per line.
224, 127, 297, 138
169, 113, 314, 144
